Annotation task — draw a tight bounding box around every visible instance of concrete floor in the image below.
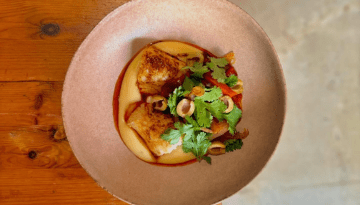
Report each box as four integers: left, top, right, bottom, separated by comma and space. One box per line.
222, 0, 360, 204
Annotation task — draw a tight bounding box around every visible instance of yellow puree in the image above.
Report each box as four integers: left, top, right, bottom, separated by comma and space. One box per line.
118, 41, 203, 164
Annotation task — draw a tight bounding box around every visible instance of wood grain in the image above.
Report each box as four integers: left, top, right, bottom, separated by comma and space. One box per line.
0, 0, 222, 204
0, 0, 129, 204
0, 0, 129, 82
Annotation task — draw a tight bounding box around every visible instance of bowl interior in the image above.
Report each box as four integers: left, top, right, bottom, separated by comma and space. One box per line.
62, 0, 286, 204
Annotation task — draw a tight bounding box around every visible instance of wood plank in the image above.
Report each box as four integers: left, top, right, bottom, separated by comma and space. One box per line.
0, 40, 77, 82
0, 168, 128, 205
0, 125, 80, 169
0, 0, 129, 82
0, 82, 62, 127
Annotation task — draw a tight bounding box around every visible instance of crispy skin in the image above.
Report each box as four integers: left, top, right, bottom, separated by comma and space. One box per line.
127, 103, 180, 156
137, 46, 186, 95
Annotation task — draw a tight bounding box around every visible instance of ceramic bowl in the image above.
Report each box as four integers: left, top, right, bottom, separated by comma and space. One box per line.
62, 0, 286, 204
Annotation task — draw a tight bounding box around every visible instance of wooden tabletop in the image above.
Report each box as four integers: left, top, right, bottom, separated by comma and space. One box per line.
0, 0, 223, 204
0, 0, 130, 204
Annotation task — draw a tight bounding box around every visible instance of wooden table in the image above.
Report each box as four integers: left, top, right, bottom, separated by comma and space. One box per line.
0, 0, 224, 204
0, 0, 225, 204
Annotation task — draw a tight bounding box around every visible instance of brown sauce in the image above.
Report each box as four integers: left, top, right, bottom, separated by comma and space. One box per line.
113, 40, 236, 167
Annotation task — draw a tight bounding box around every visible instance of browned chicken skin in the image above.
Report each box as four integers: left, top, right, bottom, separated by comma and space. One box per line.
137, 46, 186, 95
126, 103, 180, 156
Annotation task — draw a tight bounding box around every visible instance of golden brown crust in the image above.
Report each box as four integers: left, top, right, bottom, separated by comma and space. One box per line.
137, 46, 186, 95
126, 103, 179, 156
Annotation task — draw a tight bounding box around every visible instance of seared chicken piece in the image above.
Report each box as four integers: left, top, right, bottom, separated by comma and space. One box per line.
127, 103, 181, 156
137, 46, 186, 95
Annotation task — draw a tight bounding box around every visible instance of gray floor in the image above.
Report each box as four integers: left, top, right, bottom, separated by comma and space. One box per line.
222, 0, 360, 204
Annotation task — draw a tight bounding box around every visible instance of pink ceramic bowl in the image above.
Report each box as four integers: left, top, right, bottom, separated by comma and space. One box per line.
62, 0, 286, 204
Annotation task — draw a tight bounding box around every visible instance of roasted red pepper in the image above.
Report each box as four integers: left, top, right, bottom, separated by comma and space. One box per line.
225, 65, 237, 77
203, 72, 237, 97
232, 93, 243, 110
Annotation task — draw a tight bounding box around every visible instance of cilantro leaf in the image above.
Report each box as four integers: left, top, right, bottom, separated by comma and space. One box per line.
206, 57, 229, 83
182, 131, 211, 161
224, 139, 243, 152
183, 77, 195, 91
168, 86, 184, 116
161, 120, 212, 163
189, 76, 203, 86
161, 128, 182, 145
210, 66, 227, 83
210, 57, 229, 67
179, 123, 195, 141
202, 156, 212, 164
206, 99, 227, 121
225, 75, 238, 87
161, 122, 194, 144
185, 116, 199, 128
197, 86, 222, 102
182, 143, 192, 153
183, 62, 209, 78
194, 98, 213, 128
223, 106, 242, 135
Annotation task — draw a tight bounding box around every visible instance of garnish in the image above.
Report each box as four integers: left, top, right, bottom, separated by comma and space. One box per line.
193, 98, 213, 128
161, 121, 212, 164
182, 76, 195, 91
182, 62, 209, 78
224, 139, 243, 152
161, 55, 245, 164
225, 75, 238, 87
182, 131, 211, 162
206, 57, 229, 83
205, 99, 227, 121
203, 72, 238, 97
197, 87, 222, 102
161, 122, 182, 145
223, 106, 242, 135
168, 86, 184, 116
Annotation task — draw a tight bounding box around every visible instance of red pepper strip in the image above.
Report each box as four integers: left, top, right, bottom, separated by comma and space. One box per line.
203, 72, 237, 97
225, 65, 238, 77
232, 93, 243, 110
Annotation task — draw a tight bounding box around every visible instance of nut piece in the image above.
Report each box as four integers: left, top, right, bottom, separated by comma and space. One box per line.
191, 86, 205, 97
200, 127, 213, 133
176, 99, 195, 118
231, 79, 243, 94
146, 95, 168, 111
207, 141, 226, 155
220, 95, 234, 113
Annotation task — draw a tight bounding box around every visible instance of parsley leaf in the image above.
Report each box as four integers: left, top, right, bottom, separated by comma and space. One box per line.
225, 75, 238, 87
161, 128, 182, 145
194, 98, 213, 128
168, 86, 184, 116
224, 139, 243, 152
223, 106, 242, 135
205, 99, 227, 121
197, 86, 222, 102
183, 62, 209, 78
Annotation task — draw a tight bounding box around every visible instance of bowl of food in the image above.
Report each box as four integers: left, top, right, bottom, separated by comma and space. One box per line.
62, 0, 286, 204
